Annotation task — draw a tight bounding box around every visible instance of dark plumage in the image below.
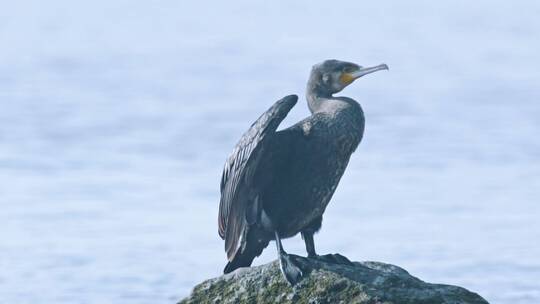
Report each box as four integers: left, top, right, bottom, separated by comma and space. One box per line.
218, 59, 388, 285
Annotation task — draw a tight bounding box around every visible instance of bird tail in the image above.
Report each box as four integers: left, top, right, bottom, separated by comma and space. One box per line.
223, 236, 269, 274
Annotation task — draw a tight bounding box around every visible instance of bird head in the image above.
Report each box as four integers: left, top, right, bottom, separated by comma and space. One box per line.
309, 59, 388, 95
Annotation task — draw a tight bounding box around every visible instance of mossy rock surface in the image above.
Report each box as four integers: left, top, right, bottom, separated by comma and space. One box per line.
179, 255, 488, 304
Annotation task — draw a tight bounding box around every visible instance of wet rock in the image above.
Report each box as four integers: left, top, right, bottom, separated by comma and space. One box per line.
179, 255, 488, 304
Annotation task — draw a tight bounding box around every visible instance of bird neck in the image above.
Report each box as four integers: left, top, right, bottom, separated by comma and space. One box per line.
306, 77, 333, 114
307, 86, 361, 117
307, 87, 357, 116
306, 91, 329, 113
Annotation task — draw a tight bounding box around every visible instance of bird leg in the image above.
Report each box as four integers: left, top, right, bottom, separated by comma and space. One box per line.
301, 231, 353, 266
301, 231, 317, 257
275, 231, 304, 285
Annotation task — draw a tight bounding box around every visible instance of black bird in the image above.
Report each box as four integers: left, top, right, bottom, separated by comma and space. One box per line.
218, 59, 388, 285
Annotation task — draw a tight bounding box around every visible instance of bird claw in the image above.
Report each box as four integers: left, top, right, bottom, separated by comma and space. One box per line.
309, 253, 354, 266
278, 253, 305, 286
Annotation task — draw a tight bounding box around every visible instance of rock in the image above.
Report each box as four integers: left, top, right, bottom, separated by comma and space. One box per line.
179, 255, 488, 304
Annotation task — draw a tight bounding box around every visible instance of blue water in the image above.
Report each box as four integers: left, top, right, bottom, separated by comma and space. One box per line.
1, 1, 539, 303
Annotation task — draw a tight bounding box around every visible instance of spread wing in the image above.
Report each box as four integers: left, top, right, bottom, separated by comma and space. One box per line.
218, 95, 298, 260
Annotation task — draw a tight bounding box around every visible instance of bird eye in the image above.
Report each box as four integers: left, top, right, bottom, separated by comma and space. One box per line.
343, 66, 354, 73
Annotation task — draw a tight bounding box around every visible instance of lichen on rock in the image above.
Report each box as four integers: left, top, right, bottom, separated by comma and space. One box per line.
179, 255, 488, 304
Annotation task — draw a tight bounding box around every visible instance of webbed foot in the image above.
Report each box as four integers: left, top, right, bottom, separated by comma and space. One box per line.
278, 253, 304, 285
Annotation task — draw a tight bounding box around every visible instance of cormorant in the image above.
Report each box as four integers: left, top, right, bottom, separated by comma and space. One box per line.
218, 59, 388, 285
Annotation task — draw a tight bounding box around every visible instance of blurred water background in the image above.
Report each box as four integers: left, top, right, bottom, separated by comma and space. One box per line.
1, 1, 539, 303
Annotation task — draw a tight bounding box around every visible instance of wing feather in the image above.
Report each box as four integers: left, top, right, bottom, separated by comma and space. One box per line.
218, 95, 297, 260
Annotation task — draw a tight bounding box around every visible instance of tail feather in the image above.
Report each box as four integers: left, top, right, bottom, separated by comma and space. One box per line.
224, 238, 269, 274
